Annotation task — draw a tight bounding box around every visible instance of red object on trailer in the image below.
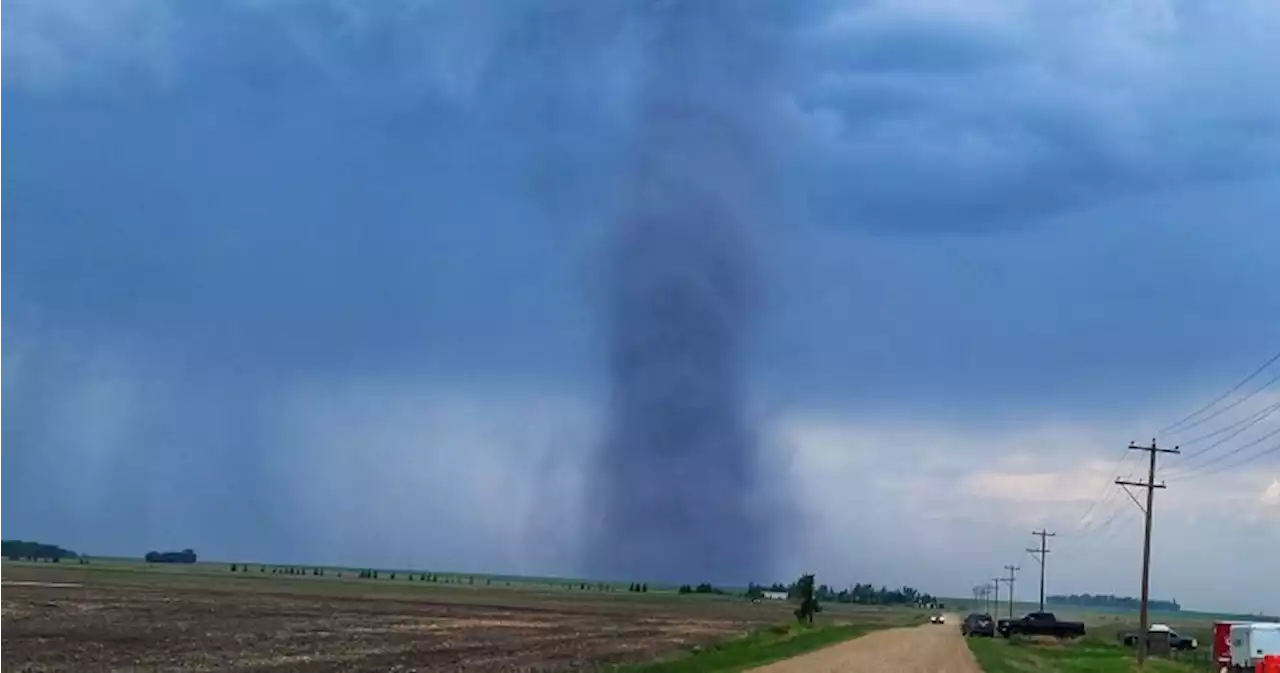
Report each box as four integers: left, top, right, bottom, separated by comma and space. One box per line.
1218, 621, 1248, 667
1257, 654, 1280, 673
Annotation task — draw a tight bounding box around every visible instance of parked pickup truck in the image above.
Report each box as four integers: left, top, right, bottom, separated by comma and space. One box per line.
1120, 624, 1198, 651
997, 612, 1086, 639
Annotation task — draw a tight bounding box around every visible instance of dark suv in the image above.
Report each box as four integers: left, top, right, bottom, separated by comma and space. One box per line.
962, 613, 995, 637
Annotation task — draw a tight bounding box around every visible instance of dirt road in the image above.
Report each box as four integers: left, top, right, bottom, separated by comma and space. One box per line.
749, 615, 982, 673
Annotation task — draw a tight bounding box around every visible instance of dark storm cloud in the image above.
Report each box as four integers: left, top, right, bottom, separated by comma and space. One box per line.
3, 0, 1279, 587
776, 0, 1280, 230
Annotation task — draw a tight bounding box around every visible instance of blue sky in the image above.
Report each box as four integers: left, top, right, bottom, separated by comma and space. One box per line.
4, 0, 1279, 612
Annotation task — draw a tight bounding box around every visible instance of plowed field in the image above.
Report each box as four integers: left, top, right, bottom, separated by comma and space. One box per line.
1, 563, 852, 672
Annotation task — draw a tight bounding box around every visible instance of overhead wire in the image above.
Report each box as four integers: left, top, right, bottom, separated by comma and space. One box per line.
1164, 401, 1280, 468
1167, 427, 1280, 481
1175, 399, 1280, 448
1175, 443, 1280, 481
1157, 348, 1280, 436
1072, 450, 1136, 531
1160, 369, 1280, 438
1058, 501, 1136, 561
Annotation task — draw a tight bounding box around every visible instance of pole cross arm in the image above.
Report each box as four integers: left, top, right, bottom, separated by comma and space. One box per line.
1116, 478, 1166, 489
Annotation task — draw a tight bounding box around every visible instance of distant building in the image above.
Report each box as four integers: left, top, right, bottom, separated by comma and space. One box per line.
762, 591, 788, 601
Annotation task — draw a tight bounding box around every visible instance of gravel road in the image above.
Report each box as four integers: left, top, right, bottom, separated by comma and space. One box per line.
748, 615, 983, 673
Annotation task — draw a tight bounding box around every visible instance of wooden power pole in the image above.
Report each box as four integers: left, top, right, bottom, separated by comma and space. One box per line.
1028, 530, 1055, 612
1116, 439, 1179, 667
1002, 565, 1020, 620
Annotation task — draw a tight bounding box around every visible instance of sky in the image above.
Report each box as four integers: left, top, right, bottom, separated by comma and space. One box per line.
3, 0, 1280, 614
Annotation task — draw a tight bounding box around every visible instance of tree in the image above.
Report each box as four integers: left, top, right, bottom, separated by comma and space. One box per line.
793, 574, 821, 624
678, 584, 693, 595
231, 563, 238, 572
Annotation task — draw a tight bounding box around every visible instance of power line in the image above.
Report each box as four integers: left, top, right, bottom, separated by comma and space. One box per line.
1027, 530, 1055, 613
1115, 439, 1179, 668
1176, 442, 1280, 481
1177, 399, 1280, 448
1092, 506, 1141, 551
1073, 451, 1138, 531
1162, 369, 1280, 438
1165, 402, 1280, 468
1072, 491, 1132, 551
1079, 449, 1145, 532
1158, 348, 1280, 435
1168, 425, 1280, 479
1060, 500, 1134, 560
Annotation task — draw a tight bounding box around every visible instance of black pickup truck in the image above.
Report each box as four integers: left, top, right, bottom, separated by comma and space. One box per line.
997, 612, 1086, 639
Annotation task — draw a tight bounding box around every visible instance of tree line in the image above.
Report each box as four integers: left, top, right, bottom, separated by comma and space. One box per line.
746, 580, 940, 607
678, 582, 725, 595
1048, 593, 1180, 612
145, 549, 197, 564
2, 540, 81, 562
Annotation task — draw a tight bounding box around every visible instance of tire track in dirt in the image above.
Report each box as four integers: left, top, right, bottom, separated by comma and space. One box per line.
748, 614, 982, 673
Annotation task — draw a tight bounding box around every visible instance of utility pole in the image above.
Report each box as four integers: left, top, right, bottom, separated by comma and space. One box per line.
991, 577, 1002, 618
1027, 530, 1056, 612
1116, 439, 1179, 668
1002, 565, 1020, 620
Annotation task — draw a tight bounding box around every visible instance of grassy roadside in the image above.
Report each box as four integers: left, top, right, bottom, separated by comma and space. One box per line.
618, 617, 908, 673
966, 635, 1204, 673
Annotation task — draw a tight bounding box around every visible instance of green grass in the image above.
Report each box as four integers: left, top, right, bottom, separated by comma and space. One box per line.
616, 620, 890, 673
966, 634, 1207, 673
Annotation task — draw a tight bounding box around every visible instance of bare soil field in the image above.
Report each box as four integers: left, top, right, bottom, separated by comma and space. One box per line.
1, 563, 888, 672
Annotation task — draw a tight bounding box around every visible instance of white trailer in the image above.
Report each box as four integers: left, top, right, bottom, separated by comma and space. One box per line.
1228, 623, 1280, 671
